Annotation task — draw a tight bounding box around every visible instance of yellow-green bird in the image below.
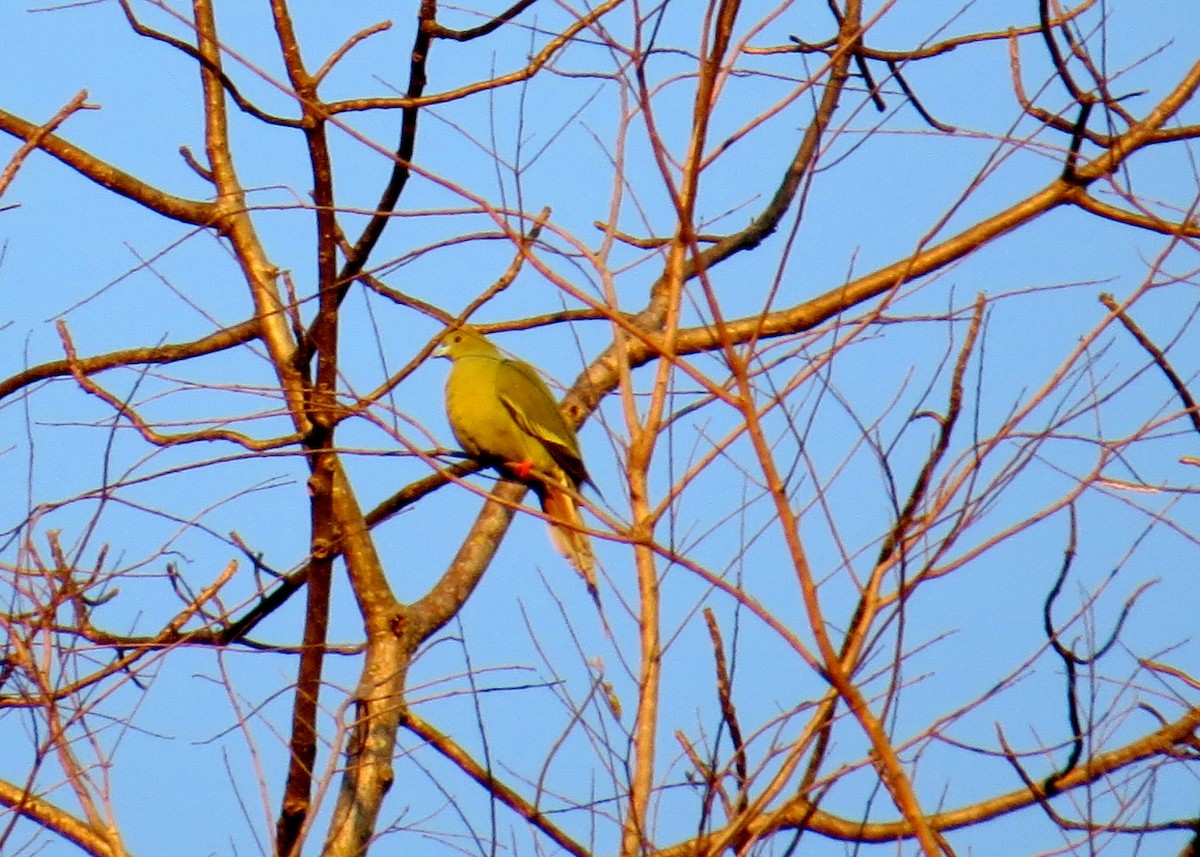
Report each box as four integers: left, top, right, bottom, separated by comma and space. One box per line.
437, 326, 596, 595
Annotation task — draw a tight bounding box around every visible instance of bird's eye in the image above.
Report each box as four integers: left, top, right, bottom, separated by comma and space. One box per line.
453, 334, 462, 343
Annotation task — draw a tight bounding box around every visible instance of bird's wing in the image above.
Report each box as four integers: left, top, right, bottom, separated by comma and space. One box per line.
495, 358, 588, 487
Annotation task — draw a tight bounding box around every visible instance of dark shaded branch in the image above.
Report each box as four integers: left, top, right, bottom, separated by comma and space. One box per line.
1061, 100, 1094, 182
878, 294, 985, 567
117, 0, 299, 127
1038, 0, 1088, 103
996, 725, 1080, 831
1007, 30, 1115, 149
1043, 504, 1154, 789
1041, 505, 1085, 787
886, 59, 955, 132
1100, 292, 1200, 436
324, 0, 623, 114
628, 0, 862, 332
268, 3, 342, 849
335, 0, 436, 295
430, 0, 538, 41
704, 608, 748, 815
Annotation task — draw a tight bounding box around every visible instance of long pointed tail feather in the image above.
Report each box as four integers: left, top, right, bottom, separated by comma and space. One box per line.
540, 485, 598, 602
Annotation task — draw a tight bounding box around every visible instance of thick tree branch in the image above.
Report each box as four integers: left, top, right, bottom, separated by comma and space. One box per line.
0, 319, 259, 404
0, 91, 96, 201
0, 105, 216, 226
651, 705, 1200, 855
0, 777, 125, 857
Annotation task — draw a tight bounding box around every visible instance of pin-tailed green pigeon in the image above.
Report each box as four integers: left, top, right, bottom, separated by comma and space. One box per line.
437, 326, 596, 594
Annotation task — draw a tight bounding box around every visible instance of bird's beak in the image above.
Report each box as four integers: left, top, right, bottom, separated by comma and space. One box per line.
433, 340, 450, 359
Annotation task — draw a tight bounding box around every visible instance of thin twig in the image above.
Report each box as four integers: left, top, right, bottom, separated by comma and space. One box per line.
0, 90, 95, 200
1100, 292, 1200, 436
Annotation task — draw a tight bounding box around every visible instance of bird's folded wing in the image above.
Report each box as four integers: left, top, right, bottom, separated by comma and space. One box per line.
495, 358, 587, 485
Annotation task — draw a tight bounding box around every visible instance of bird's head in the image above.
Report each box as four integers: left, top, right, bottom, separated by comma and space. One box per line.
435, 326, 499, 361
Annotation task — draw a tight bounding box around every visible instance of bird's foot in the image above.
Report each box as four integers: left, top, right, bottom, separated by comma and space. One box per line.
507, 458, 535, 480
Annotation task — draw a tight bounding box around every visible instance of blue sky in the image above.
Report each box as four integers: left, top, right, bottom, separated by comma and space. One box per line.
2, 1, 1200, 855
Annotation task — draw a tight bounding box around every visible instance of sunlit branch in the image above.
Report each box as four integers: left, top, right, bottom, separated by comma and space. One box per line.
0, 105, 216, 225
0, 90, 96, 201
325, 0, 624, 114
757, 0, 1100, 61
401, 709, 589, 857
1072, 191, 1200, 238
1, 560, 238, 711
651, 706, 1200, 853
0, 319, 260, 405
313, 20, 392, 85
0, 776, 123, 857
56, 322, 295, 452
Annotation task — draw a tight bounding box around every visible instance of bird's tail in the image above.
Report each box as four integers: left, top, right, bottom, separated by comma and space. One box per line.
540, 485, 598, 602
